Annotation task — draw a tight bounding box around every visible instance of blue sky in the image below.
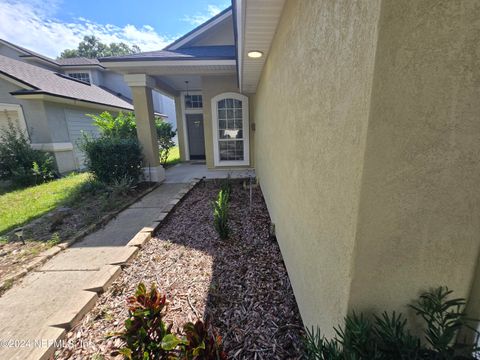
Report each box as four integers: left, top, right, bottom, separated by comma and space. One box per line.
0, 0, 231, 58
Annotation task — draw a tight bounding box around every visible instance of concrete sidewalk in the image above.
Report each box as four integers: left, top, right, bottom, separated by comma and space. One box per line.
164, 162, 254, 183
0, 182, 186, 360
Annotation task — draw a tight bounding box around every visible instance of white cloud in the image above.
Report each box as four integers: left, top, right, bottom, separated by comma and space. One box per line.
0, 0, 176, 58
182, 4, 224, 26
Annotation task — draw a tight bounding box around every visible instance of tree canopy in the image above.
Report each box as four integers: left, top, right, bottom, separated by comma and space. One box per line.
59, 36, 141, 59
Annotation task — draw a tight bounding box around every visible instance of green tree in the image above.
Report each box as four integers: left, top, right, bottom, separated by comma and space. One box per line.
155, 120, 176, 166
86, 111, 177, 166
59, 36, 141, 59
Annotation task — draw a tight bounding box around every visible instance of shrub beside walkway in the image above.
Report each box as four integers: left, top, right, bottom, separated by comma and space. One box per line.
0, 182, 187, 360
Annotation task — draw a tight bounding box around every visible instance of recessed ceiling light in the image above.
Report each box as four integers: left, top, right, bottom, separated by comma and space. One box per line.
247, 50, 263, 59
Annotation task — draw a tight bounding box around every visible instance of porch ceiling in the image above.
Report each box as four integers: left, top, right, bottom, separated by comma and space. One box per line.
103, 62, 236, 76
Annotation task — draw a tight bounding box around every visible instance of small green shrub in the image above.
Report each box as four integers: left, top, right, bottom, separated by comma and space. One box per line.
75, 175, 108, 196
114, 283, 226, 360
213, 189, 230, 240
220, 176, 232, 199
156, 120, 176, 166
304, 287, 479, 360
0, 122, 56, 186
88, 111, 137, 139
81, 136, 143, 184
109, 175, 136, 197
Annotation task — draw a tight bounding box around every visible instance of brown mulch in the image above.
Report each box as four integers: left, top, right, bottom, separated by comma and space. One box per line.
55, 180, 305, 359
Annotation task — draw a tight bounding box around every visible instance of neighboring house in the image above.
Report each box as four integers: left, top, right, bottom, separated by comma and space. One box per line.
0, 39, 176, 172
106, 1, 480, 336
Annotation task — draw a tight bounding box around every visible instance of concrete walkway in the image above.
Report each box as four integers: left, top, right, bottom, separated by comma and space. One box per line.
0, 182, 185, 360
165, 162, 255, 183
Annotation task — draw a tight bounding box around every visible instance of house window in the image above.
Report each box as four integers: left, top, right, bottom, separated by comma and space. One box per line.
67, 72, 90, 83
185, 94, 203, 109
212, 93, 249, 166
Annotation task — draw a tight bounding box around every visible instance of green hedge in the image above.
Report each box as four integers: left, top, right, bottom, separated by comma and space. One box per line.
0, 123, 56, 186
81, 136, 143, 184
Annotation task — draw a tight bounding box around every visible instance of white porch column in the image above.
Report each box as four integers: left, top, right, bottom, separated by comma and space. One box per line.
125, 74, 165, 183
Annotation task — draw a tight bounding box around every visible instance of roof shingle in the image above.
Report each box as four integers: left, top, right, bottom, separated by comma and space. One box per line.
0, 54, 132, 110
56, 57, 103, 66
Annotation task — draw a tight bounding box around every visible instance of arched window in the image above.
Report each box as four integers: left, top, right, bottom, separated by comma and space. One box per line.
211, 92, 249, 166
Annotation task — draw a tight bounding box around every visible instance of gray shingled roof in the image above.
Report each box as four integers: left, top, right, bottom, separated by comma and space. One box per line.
101, 45, 236, 62
0, 54, 133, 110
56, 57, 103, 66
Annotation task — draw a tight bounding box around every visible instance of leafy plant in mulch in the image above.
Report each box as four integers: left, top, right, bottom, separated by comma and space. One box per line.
304, 287, 480, 360
113, 283, 227, 360
213, 189, 230, 240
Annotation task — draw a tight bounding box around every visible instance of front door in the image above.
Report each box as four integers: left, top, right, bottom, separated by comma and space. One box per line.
186, 113, 205, 160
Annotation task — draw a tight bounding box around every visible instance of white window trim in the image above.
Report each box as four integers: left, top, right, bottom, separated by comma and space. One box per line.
65, 70, 92, 84
211, 92, 249, 167
0, 102, 29, 139
180, 91, 203, 161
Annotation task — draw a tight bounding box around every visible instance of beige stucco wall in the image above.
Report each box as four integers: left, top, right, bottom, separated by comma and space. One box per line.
348, 0, 480, 315
253, 0, 382, 334
253, 0, 480, 335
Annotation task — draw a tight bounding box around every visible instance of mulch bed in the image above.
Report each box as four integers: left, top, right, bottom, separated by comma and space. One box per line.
55, 180, 305, 359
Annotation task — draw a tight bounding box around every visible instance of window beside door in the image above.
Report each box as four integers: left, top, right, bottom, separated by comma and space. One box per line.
212, 93, 249, 166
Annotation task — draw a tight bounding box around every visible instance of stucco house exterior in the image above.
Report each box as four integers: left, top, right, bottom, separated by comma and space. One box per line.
0, 39, 176, 173
101, 0, 480, 336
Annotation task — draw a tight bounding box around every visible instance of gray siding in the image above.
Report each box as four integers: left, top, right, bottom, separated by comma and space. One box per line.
0, 77, 52, 143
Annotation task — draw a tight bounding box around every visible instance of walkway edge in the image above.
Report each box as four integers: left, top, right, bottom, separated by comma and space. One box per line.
0, 182, 160, 294
40, 178, 202, 360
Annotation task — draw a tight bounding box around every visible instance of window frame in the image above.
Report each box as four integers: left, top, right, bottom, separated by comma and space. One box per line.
0, 103, 29, 140
65, 71, 91, 84
211, 92, 249, 167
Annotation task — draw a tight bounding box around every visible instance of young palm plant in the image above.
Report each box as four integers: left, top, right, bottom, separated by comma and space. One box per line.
304, 287, 480, 360
213, 189, 230, 240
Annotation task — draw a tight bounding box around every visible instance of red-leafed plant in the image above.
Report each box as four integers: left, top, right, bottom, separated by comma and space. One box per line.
180, 320, 227, 360
116, 283, 172, 359
113, 283, 227, 360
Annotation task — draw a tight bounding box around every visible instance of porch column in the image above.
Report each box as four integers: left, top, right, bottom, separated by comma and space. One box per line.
125, 74, 165, 183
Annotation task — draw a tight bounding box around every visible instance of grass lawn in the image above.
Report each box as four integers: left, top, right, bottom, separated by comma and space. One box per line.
0, 173, 89, 235
164, 145, 180, 167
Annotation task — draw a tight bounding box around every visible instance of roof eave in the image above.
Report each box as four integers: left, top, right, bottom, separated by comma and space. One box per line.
59, 64, 105, 69
10, 91, 133, 112
0, 70, 39, 90
164, 6, 233, 51
18, 54, 61, 69
100, 56, 235, 63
